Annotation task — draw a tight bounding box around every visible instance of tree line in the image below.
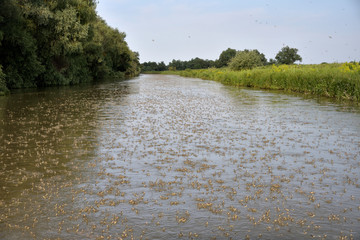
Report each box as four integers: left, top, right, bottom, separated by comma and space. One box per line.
140, 46, 302, 72
0, 0, 140, 94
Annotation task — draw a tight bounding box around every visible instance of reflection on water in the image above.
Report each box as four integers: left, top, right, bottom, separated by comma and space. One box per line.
1, 74, 359, 239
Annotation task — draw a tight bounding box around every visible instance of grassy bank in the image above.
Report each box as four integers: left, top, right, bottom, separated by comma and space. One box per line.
160, 63, 360, 101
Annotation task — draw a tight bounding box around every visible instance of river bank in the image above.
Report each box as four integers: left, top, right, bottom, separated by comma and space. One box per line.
149, 62, 360, 101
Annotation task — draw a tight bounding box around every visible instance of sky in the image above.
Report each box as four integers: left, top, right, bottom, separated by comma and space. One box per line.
96, 0, 360, 64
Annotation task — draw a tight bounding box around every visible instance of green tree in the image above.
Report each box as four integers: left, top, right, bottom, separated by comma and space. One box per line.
275, 46, 302, 64
252, 49, 267, 65
126, 51, 140, 77
216, 48, 236, 68
34, 0, 96, 86
268, 58, 277, 65
169, 59, 186, 71
229, 50, 264, 70
187, 57, 213, 69
0, 0, 139, 91
0, 0, 45, 88
140, 61, 167, 72
157, 61, 167, 71
92, 17, 139, 78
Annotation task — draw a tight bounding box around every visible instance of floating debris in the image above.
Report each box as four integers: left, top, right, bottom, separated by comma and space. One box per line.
0, 74, 359, 239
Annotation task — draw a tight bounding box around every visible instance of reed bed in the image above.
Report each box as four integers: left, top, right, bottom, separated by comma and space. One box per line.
168, 63, 360, 101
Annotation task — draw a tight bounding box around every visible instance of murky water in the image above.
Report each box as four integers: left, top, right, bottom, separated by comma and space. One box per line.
1, 74, 360, 239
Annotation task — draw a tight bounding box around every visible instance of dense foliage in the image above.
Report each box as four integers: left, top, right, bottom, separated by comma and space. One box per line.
141, 61, 167, 72
0, 65, 6, 95
141, 58, 215, 72
215, 48, 236, 68
275, 46, 302, 65
140, 46, 299, 72
0, 0, 139, 93
168, 58, 215, 71
229, 50, 266, 70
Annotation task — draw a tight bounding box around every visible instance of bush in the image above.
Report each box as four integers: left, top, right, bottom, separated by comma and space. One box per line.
275, 46, 302, 64
229, 50, 264, 71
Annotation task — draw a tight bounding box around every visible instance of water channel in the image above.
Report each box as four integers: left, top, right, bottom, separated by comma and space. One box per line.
1, 74, 360, 239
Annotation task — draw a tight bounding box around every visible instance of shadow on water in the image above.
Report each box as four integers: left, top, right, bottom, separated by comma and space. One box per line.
0, 78, 134, 213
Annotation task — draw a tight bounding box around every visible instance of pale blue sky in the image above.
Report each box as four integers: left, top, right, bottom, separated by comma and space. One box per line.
97, 0, 360, 64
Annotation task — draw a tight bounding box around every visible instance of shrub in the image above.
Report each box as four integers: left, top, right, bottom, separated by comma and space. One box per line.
229, 50, 264, 71
275, 46, 302, 64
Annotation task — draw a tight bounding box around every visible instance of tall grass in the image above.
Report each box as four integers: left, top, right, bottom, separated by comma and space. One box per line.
172, 63, 360, 101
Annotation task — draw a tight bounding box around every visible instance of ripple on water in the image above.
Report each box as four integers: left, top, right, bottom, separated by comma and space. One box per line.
0, 74, 360, 239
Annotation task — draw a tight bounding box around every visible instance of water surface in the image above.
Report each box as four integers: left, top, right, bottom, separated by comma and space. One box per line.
1, 74, 359, 239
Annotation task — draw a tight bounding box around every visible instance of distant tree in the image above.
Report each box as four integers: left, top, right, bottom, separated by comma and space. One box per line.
268, 58, 277, 65
169, 59, 186, 71
141, 61, 167, 72
141, 62, 157, 72
216, 48, 237, 68
275, 46, 302, 64
167, 58, 214, 70
252, 49, 267, 65
187, 58, 213, 69
168, 66, 176, 71
157, 61, 167, 71
229, 50, 265, 70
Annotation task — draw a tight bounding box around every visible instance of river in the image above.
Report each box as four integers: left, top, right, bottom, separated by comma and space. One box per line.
1, 74, 359, 239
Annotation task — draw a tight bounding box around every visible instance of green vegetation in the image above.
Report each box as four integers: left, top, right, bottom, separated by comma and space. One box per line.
142, 45, 359, 101
172, 62, 360, 101
141, 58, 215, 72
215, 48, 236, 68
275, 46, 302, 65
0, 0, 140, 94
140, 46, 300, 72
229, 50, 266, 70
141, 61, 168, 72
169, 58, 215, 71
0, 65, 8, 95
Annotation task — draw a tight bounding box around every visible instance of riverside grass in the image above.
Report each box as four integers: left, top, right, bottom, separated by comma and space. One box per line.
158, 63, 360, 101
